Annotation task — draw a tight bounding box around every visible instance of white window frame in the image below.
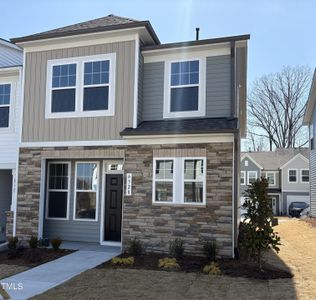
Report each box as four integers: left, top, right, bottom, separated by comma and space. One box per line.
73, 161, 100, 222
163, 57, 206, 119
240, 171, 246, 185
266, 171, 276, 187
0, 82, 13, 131
247, 171, 257, 185
45, 161, 71, 220
300, 169, 309, 183
152, 157, 206, 205
244, 160, 248, 167
46, 53, 116, 119
288, 169, 298, 183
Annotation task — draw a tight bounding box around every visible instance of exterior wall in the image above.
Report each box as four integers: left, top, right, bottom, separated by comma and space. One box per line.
0, 170, 12, 241
15, 142, 233, 257
137, 52, 144, 125
310, 106, 316, 217
22, 40, 136, 142
240, 157, 261, 195
0, 43, 22, 68
142, 55, 231, 121
281, 156, 309, 192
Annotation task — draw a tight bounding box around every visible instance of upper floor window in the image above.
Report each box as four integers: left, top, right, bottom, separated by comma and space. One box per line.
247, 171, 257, 185
301, 169, 309, 183
288, 169, 297, 183
0, 83, 11, 128
240, 171, 246, 185
164, 59, 205, 119
266, 172, 276, 186
46, 54, 116, 119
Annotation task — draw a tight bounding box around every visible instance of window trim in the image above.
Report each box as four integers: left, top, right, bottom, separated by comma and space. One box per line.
0, 82, 13, 131
152, 157, 206, 205
266, 171, 276, 187
247, 171, 258, 185
240, 171, 246, 185
300, 169, 309, 183
73, 161, 100, 222
45, 161, 71, 221
46, 53, 116, 119
163, 58, 206, 119
288, 169, 298, 183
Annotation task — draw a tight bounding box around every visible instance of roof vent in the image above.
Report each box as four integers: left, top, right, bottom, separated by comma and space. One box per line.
196, 27, 200, 40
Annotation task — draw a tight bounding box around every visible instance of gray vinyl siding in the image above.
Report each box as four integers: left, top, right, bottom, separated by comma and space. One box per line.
0, 44, 22, 68
141, 55, 231, 121
137, 53, 144, 124
206, 55, 231, 117
22, 40, 135, 142
310, 106, 316, 217
240, 157, 261, 195
43, 161, 102, 243
142, 61, 164, 121
0, 170, 12, 241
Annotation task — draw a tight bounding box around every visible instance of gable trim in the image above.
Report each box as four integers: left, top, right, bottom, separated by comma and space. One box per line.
240, 153, 263, 170
280, 153, 309, 169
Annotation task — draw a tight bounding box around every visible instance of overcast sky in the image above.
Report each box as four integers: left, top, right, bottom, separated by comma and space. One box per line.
1, 0, 315, 83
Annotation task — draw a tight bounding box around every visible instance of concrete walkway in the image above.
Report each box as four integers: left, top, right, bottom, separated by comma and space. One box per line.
1, 244, 120, 300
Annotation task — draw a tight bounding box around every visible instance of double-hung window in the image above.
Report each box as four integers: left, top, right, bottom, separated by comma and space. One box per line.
74, 162, 99, 221
164, 59, 205, 118
247, 171, 257, 185
266, 172, 276, 186
46, 162, 70, 219
0, 83, 11, 128
153, 157, 206, 205
240, 171, 246, 185
301, 169, 309, 183
46, 54, 116, 118
288, 169, 297, 183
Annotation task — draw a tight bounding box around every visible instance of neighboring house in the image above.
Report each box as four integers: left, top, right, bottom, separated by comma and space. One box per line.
0, 38, 23, 243
303, 69, 316, 217
240, 149, 310, 216
7, 15, 250, 257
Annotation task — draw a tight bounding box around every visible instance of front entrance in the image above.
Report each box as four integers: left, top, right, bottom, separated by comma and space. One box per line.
104, 174, 123, 242
271, 197, 277, 215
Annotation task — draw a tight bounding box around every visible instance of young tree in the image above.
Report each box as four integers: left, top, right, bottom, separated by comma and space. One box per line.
248, 66, 312, 151
241, 177, 281, 269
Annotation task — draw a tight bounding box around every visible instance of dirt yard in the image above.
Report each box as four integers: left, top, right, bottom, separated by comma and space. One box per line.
31, 218, 315, 300
0, 264, 29, 280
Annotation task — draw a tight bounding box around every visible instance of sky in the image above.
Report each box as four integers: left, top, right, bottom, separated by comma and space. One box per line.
1, 0, 316, 84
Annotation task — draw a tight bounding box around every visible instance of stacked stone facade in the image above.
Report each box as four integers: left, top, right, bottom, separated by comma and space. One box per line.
14, 142, 233, 256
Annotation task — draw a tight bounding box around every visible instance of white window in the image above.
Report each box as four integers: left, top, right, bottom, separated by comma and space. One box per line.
240, 171, 246, 185
74, 162, 99, 221
153, 157, 206, 205
301, 169, 309, 183
245, 160, 248, 167
288, 169, 297, 183
46, 53, 116, 119
0, 83, 11, 128
164, 59, 205, 118
247, 171, 257, 185
46, 162, 70, 220
266, 172, 276, 186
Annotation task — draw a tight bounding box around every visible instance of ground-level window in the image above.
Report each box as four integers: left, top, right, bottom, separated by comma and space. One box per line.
301, 169, 309, 183
46, 162, 70, 219
288, 169, 297, 183
0, 83, 11, 128
74, 162, 99, 221
240, 171, 246, 185
153, 157, 206, 205
247, 171, 257, 185
266, 172, 276, 186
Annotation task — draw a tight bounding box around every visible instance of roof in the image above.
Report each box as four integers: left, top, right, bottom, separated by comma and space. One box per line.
141, 34, 250, 51
0, 38, 23, 68
303, 68, 316, 125
11, 14, 160, 45
241, 148, 309, 170
120, 118, 238, 136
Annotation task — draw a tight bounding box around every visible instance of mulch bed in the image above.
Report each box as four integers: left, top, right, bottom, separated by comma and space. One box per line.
97, 252, 293, 280
0, 248, 74, 268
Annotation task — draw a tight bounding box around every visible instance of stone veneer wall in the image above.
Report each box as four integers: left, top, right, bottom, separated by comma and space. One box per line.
15, 143, 233, 256
5, 211, 13, 238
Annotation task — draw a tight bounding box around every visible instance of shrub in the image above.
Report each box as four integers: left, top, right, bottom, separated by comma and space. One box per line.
28, 236, 38, 249
112, 256, 135, 265
128, 237, 143, 256
169, 238, 184, 259
38, 238, 50, 248
158, 258, 180, 270
51, 237, 62, 251
7, 236, 18, 249
241, 177, 281, 269
203, 240, 218, 261
203, 262, 221, 275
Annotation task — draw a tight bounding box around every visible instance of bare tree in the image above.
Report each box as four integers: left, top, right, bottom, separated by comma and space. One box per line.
248, 66, 312, 151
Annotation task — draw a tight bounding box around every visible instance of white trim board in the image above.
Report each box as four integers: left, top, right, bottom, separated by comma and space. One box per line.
132, 34, 139, 128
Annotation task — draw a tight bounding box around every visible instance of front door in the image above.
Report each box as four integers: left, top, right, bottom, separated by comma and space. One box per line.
271, 197, 277, 215
104, 174, 123, 242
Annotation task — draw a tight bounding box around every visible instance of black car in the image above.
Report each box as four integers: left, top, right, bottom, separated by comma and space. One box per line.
288, 202, 309, 218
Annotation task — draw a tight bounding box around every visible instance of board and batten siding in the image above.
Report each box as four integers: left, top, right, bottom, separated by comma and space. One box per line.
22, 40, 135, 142
137, 52, 144, 124
141, 55, 231, 121
310, 105, 316, 217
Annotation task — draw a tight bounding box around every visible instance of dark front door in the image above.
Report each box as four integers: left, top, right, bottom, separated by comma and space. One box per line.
104, 174, 123, 242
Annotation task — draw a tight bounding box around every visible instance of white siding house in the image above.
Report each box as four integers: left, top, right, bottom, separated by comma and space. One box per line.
0, 38, 22, 242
